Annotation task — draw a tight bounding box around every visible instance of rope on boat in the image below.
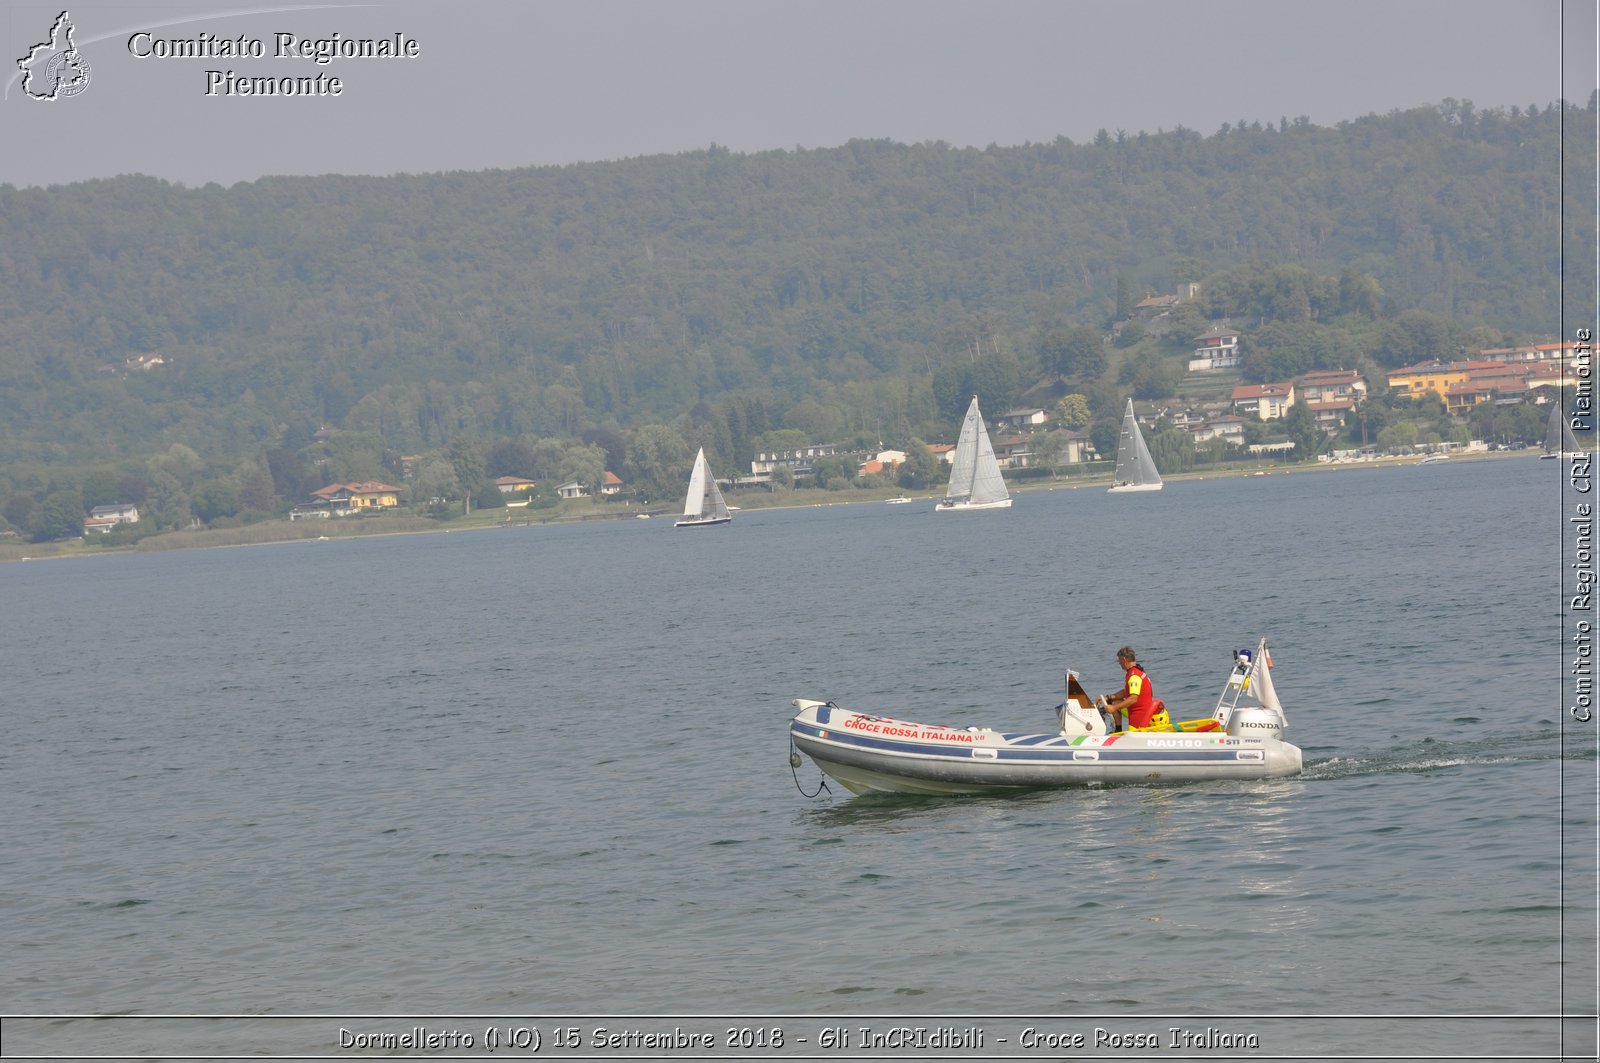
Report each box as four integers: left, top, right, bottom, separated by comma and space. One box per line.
789, 736, 831, 799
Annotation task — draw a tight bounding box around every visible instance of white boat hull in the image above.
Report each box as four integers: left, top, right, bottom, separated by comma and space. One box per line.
674, 515, 732, 528
1107, 482, 1163, 493
789, 699, 1301, 794
935, 497, 1013, 511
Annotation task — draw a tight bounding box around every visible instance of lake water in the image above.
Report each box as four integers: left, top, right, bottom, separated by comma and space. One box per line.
2, 456, 1594, 1060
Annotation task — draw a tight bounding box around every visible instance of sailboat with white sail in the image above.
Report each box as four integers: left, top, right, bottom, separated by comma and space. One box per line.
1108, 398, 1163, 492
674, 448, 732, 527
1541, 402, 1584, 460
935, 396, 1012, 511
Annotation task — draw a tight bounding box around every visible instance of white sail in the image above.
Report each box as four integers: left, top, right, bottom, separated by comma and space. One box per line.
681, 449, 708, 516
1249, 638, 1281, 713
1544, 402, 1582, 457
701, 465, 731, 519
1109, 399, 1163, 492
936, 396, 1012, 510
675, 448, 732, 527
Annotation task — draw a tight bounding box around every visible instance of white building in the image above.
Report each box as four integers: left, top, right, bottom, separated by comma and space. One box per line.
1189, 328, 1242, 371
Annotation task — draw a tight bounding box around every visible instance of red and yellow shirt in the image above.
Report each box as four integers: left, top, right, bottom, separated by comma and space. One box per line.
1122, 664, 1156, 728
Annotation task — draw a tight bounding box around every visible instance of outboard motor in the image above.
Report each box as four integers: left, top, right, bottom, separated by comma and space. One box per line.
1225, 705, 1286, 740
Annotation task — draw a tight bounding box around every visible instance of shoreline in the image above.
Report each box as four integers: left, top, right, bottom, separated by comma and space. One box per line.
0, 449, 1540, 564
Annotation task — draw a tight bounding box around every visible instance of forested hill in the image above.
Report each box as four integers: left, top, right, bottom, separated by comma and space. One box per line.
0, 97, 1591, 474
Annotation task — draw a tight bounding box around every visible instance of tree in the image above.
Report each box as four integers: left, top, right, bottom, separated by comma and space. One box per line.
754, 428, 809, 451
1114, 276, 1134, 321
1090, 417, 1120, 461
1347, 398, 1392, 447
580, 427, 627, 476
1337, 268, 1384, 317
896, 439, 940, 488
1037, 324, 1106, 381
1030, 431, 1066, 469
4, 493, 38, 529
1283, 401, 1330, 462
29, 489, 84, 542
411, 456, 461, 507
780, 399, 843, 442
1055, 394, 1091, 429
446, 439, 485, 508
143, 445, 202, 530
528, 439, 568, 482
486, 440, 537, 478
265, 448, 311, 502
1172, 255, 1208, 283
192, 481, 240, 523
932, 353, 1027, 421
625, 424, 691, 500
142, 468, 192, 530
1376, 421, 1419, 452
313, 431, 389, 484
1376, 310, 1462, 367
1129, 355, 1183, 400
558, 443, 608, 495
811, 455, 857, 489
237, 460, 278, 513
473, 478, 506, 510
80, 469, 122, 511
1147, 427, 1195, 474
1163, 302, 1208, 347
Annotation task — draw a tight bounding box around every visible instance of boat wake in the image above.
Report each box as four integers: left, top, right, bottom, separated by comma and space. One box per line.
1301, 730, 1578, 781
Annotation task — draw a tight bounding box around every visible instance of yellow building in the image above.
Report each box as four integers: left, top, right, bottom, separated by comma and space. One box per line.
1387, 362, 1472, 399
310, 481, 402, 510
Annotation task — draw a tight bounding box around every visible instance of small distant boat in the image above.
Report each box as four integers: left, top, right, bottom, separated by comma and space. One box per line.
1417, 453, 1449, 465
935, 396, 1012, 511
1542, 402, 1584, 459
674, 448, 732, 528
789, 638, 1300, 795
1108, 398, 1163, 492
885, 496, 912, 505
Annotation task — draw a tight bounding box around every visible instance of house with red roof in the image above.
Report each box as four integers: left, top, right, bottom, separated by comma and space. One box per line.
293, 481, 403, 518
1231, 382, 1295, 420
495, 476, 538, 495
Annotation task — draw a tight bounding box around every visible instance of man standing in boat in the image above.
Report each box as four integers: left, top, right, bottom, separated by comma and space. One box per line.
1099, 647, 1171, 732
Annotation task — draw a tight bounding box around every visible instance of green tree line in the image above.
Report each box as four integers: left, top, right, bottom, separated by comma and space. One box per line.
0, 97, 1590, 535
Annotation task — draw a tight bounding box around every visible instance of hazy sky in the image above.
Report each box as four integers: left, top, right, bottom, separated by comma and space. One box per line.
2, 0, 1595, 188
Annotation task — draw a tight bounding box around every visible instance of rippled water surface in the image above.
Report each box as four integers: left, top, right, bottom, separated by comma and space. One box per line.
2, 457, 1593, 1057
